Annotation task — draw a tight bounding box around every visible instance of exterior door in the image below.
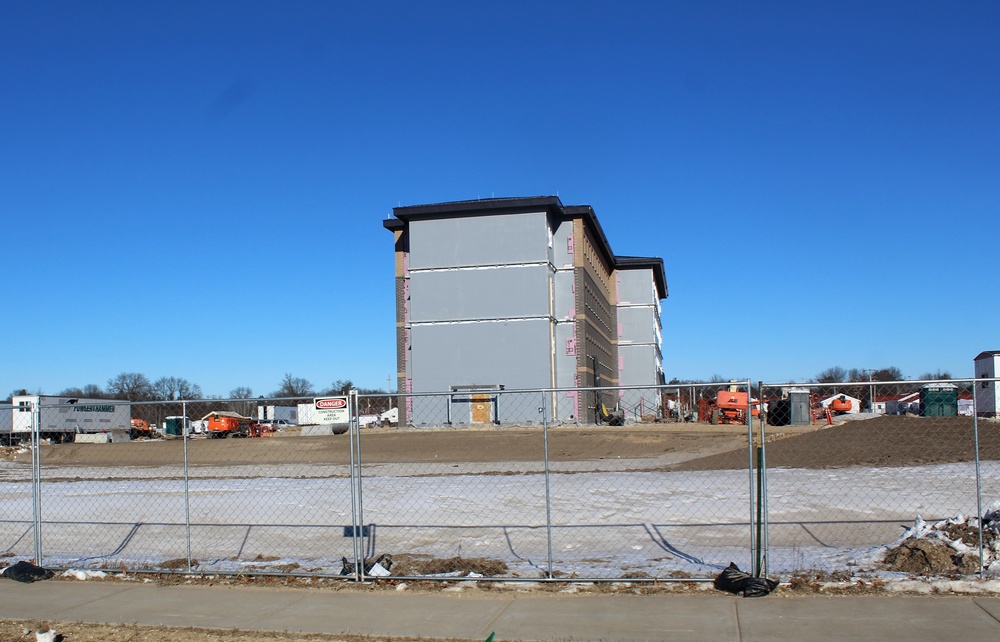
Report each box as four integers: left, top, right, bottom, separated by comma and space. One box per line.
471, 394, 491, 424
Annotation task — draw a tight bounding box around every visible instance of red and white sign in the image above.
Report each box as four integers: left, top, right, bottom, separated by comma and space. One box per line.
314, 396, 349, 424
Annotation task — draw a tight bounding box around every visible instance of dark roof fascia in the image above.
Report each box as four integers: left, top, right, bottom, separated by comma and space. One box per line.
385, 196, 565, 232
975, 351, 1000, 361
615, 255, 668, 300
392, 196, 564, 220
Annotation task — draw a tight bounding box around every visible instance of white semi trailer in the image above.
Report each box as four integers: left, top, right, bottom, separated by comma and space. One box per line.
4, 395, 131, 445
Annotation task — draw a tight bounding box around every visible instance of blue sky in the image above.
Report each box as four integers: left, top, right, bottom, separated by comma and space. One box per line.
1, 1, 997, 398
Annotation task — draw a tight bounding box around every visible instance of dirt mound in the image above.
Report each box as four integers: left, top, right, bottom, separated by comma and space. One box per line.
23, 427, 746, 468
674, 415, 991, 470
882, 539, 970, 574
390, 555, 509, 577
880, 511, 999, 575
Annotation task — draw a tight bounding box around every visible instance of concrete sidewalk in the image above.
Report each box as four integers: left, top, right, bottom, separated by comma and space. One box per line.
2, 580, 1000, 641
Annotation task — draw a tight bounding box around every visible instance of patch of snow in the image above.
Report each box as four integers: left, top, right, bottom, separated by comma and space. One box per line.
62, 569, 108, 580
2, 459, 999, 581
443, 580, 479, 591
882, 579, 1000, 594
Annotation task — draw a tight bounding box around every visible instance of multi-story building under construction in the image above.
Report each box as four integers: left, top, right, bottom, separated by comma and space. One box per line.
383, 196, 667, 424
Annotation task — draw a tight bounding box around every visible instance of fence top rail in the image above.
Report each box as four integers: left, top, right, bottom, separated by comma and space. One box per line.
761, 377, 989, 388
358, 381, 753, 398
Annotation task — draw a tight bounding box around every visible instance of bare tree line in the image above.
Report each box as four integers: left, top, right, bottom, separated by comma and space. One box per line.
5, 372, 387, 404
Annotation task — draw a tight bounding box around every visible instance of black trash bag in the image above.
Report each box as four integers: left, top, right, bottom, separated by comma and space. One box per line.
340, 553, 392, 576
1, 561, 55, 583
713, 562, 778, 598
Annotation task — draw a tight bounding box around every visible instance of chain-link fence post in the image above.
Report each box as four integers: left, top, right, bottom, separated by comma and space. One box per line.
31, 400, 42, 564
752, 381, 763, 577
974, 387, 984, 577
349, 389, 364, 581
541, 390, 553, 579
182, 400, 193, 572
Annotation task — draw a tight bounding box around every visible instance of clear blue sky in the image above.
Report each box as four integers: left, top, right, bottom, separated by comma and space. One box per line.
2, 1, 997, 398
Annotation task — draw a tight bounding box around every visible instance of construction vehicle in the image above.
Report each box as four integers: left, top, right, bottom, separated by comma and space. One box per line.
700, 390, 761, 425
596, 402, 625, 426
829, 395, 853, 414
129, 418, 153, 439
203, 411, 255, 438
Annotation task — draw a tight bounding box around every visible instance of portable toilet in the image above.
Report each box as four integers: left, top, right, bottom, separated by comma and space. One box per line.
920, 384, 958, 417
788, 389, 812, 425
766, 388, 812, 426
163, 416, 188, 436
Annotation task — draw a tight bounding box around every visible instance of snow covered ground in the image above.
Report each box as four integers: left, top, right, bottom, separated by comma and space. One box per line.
1, 459, 998, 579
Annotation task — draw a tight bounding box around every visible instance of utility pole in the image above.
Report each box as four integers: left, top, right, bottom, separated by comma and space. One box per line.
862, 369, 876, 413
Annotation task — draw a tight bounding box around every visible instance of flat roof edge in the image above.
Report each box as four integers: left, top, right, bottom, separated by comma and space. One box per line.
393, 196, 564, 219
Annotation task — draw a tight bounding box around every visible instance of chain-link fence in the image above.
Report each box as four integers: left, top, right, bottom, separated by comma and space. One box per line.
353, 384, 755, 581
1, 378, 997, 582
758, 379, 994, 578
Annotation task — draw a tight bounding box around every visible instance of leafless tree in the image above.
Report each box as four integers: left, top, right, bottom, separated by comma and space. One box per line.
815, 367, 847, 383
57, 387, 86, 397
227, 386, 257, 417
106, 372, 155, 401
272, 373, 314, 398
323, 379, 354, 396
6, 388, 29, 403
153, 376, 203, 401
82, 384, 105, 398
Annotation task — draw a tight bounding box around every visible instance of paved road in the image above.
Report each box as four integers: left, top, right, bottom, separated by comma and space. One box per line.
2, 580, 1000, 641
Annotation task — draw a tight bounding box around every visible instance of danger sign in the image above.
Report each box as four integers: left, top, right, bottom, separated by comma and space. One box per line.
314, 396, 349, 424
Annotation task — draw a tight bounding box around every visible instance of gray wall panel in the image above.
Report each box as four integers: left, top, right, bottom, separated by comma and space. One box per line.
409, 320, 552, 394
553, 270, 576, 321
619, 344, 657, 387
617, 306, 656, 344
617, 270, 655, 305
408, 212, 549, 269
552, 219, 574, 268
554, 321, 580, 421
554, 322, 577, 389
409, 266, 551, 322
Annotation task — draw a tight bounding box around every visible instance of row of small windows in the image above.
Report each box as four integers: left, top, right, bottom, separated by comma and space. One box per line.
582, 237, 613, 293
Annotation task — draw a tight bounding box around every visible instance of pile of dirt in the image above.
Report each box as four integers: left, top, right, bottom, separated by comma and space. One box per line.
674, 415, 993, 470
0, 446, 27, 461
881, 514, 997, 575
389, 555, 509, 577
882, 539, 978, 574
160, 558, 197, 570
19, 426, 747, 468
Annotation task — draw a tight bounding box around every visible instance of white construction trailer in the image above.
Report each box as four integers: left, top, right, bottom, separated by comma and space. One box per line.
3, 395, 131, 445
